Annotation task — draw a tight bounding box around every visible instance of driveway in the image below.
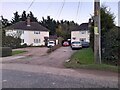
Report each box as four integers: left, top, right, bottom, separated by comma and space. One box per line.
2, 47, 75, 68
1, 47, 48, 62
12, 47, 48, 56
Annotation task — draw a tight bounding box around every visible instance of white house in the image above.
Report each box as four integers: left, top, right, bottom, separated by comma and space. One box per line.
71, 23, 90, 43
5, 17, 49, 46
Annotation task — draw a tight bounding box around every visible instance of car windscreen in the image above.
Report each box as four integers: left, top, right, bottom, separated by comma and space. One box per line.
64, 42, 68, 44
72, 42, 81, 44
49, 42, 54, 44
82, 42, 89, 44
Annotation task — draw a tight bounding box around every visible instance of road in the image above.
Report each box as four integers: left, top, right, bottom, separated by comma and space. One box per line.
2, 64, 118, 88
1, 47, 118, 88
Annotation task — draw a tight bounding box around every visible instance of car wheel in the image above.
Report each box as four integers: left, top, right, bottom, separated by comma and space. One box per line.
72, 48, 74, 50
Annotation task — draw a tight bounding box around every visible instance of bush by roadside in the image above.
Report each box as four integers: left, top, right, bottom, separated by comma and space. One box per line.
47, 44, 61, 53
19, 43, 27, 48
0, 47, 12, 57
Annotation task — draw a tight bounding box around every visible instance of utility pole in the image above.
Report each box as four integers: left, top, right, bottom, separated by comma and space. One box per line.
0, 16, 2, 47
94, 0, 101, 64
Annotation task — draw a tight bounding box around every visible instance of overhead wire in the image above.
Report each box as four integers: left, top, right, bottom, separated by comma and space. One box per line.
26, 0, 35, 13
57, 0, 65, 20
55, 3, 63, 19
75, 1, 80, 22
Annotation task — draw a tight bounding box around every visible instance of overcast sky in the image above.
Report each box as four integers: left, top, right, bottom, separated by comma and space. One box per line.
0, 0, 119, 26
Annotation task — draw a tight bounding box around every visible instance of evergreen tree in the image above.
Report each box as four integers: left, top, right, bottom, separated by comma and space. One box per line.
90, 5, 118, 65
29, 11, 38, 22
11, 11, 20, 24
21, 11, 27, 21
40, 16, 57, 35
1, 16, 11, 28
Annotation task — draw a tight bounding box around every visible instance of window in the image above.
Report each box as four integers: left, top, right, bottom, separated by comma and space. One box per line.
34, 39, 36, 43
73, 37, 76, 40
34, 39, 41, 43
39, 39, 41, 43
17, 30, 19, 33
80, 38, 86, 42
36, 39, 38, 43
87, 30, 90, 34
17, 30, 24, 34
21, 39, 24, 43
22, 31, 24, 34
81, 31, 86, 34
34, 31, 40, 34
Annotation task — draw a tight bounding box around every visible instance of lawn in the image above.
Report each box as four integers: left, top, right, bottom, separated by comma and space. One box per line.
64, 48, 118, 72
12, 50, 27, 55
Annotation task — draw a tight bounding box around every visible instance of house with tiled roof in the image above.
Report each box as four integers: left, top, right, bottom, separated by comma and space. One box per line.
5, 17, 49, 46
71, 23, 90, 43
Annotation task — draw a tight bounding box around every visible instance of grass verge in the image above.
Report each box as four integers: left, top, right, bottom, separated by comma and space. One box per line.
12, 50, 27, 55
64, 48, 118, 72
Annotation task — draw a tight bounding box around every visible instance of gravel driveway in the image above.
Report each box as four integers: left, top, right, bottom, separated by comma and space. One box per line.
2, 47, 75, 68
12, 47, 48, 56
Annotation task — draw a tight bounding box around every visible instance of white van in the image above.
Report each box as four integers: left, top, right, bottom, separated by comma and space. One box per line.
47, 41, 55, 48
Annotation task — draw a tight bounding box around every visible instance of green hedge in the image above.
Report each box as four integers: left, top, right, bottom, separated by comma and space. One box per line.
0, 47, 12, 57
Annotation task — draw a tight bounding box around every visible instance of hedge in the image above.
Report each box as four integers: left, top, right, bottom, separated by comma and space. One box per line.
0, 47, 12, 57
47, 44, 61, 53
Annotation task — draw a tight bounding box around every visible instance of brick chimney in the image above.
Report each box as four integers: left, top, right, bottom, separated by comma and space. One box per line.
27, 16, 30, 26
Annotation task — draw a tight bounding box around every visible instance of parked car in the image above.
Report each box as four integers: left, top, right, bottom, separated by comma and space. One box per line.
47, 41, 55, 48
71, 41, 82, 50
63, 41, 69, 46
82, 42, 89, 48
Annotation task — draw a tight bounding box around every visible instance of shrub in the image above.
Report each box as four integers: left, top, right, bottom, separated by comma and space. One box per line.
101, 27, 119, 66
19, 43, 27, 48
0, 47, 12, 57
47, 44, 61, 53
3, 36, 21, 49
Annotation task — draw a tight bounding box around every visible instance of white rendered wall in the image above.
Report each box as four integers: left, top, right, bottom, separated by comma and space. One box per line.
6, 30, 49, 46
71, 30, 90, 43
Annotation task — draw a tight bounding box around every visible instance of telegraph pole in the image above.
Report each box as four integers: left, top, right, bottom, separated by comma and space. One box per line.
94, 0, 101, 64
0, 16, 2, 47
